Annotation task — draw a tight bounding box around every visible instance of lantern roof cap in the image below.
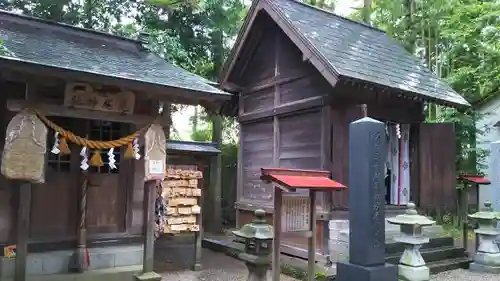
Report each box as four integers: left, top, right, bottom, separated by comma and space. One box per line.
232, 209, 274, 240
469, 201, 499, 220
387, 202, 435, 226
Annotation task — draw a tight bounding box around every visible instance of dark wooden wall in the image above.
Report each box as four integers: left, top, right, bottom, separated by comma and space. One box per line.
231, 11, 458, 218
417, 123, 457, 213
236, 12, 330, 211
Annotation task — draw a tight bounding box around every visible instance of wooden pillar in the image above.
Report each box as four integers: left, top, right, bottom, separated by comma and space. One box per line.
208, 115, 222, 233
272, 188, 282, 281
308, 191, 317, 281
134, 181, 161, 281
193, 160, 205, 271
15, 182, 31, 281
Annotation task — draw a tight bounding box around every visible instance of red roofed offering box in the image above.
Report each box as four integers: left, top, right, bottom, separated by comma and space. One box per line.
260, 168, 346, 192
457, 174, 491, 185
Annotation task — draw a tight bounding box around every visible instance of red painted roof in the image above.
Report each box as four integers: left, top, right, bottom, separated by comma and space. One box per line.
260, 168, 346, 191
458, 174, 491, 185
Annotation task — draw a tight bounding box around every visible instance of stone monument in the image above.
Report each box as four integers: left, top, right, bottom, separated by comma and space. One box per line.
336, 115, 398, 281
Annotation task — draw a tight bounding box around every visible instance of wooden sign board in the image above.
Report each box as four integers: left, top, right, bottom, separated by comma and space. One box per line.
64, 82, 135, 114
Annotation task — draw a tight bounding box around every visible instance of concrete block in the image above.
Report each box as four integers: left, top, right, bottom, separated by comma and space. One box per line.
89, 252, 115, 270
0, 257, 15, 278
41, 253, 70, 275
26, 255, 44, 275
134, 271, 162, 281
115, 250, 143, 267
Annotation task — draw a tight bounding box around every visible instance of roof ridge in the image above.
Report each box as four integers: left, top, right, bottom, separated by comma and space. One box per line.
0, 9, 142, 45
282, 0, 385, 34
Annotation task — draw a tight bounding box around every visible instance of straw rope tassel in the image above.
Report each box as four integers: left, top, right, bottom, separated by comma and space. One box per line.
90, 151, 104, 167
59, 137, 71, 155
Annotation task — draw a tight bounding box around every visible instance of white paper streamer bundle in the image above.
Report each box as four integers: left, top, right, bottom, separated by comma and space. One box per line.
80, 147, 89, 171
395, 124, 401, 139
51, 132, 60, 155
108, 148, 117, 170
133, 138, 141, 160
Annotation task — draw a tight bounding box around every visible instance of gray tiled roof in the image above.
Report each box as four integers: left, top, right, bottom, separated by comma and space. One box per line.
167, 140, 220, 155
0, 10, 229, 97
269, 0, 469, 106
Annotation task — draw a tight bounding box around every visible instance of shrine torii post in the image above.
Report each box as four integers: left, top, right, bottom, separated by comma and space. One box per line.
260, 168, 347, 281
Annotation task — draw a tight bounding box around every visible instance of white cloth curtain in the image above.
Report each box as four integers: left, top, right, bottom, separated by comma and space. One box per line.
387, 123, 411, 206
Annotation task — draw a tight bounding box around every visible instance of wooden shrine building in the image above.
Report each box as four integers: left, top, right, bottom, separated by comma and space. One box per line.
219, 0, 470, 247
0, 10, 229, 280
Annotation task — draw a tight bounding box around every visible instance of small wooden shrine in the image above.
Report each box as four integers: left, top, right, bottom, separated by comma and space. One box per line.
218, 0, 471, 257
0, 10, 229, 281
154, 140, 219, 270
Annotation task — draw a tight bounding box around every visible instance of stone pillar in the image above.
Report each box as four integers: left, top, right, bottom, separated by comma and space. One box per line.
469, 201, 500, 273
336, 117, 398, 281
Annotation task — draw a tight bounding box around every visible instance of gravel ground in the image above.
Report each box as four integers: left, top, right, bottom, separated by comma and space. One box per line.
431, 269, 498, 281
158, 248, 496, 281
159, 249, 299, 281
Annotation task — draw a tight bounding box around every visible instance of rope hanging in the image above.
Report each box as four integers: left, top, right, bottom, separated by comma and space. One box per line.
34, 110, 154, 168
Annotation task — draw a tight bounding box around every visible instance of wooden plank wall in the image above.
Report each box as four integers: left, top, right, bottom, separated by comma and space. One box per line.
418, 123, 457, 214
237, 13, 331, 209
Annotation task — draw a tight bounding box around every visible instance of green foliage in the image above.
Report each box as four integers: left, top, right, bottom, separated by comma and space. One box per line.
347, 0, 500, 175
280, 263, 331, 281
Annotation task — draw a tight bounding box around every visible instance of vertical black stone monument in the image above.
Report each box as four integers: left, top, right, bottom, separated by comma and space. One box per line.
336, 116, 398, 281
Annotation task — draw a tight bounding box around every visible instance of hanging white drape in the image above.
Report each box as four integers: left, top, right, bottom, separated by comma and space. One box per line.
387, 124, 411, 206
389, 125, 399, 205
399, 124, 411, 205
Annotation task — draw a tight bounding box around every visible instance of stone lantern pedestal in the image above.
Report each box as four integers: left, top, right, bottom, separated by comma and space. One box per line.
387, 203, 435, 281
233, 209, 274, 281
469, 201, 500, 273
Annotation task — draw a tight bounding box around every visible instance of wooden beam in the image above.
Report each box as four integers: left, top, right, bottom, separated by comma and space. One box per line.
242, 74, 307, 95
0, 59, 230, 106
14, 182, 31, 281
208, 115, 223, 233
272, 188, 282, 281
7, 99, 155, 125
308, 191, 317, 281
239, 96, 325, 123
136, 181, 161, 281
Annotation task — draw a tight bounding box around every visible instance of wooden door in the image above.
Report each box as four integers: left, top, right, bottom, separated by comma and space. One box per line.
86, 120, 127, 234
418, 123, 457, 214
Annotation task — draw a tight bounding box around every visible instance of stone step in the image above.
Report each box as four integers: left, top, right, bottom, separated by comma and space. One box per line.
385, 237, 454, 254
427, 257, 471, 274
385, 246, 468, 265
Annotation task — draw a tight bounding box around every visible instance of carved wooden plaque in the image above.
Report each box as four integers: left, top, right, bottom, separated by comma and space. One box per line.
64, 82, 135, 114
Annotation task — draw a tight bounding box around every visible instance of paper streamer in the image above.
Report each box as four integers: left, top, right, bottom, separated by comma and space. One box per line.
395, 124, 401, 139
51, 132, 60, 155
108, 148, 117, 170
133, 138, 141, 160
80, 147, 89, 171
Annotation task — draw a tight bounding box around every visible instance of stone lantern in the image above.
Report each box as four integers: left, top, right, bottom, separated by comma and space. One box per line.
387, 202, 435, 281
468, 201, 500, 273
233, 209, 274, 281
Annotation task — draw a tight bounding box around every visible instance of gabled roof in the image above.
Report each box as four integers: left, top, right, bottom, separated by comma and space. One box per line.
0, 10, 229, 99
221, 0, 470, 107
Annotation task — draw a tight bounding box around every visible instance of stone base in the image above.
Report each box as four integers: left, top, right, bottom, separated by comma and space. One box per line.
0, 245, 143, 278
469, 262, 500, 274
398, 264, 430, 281
336, 262, 398, 281
474, 252, 500, 267
133, 271, 162, 281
